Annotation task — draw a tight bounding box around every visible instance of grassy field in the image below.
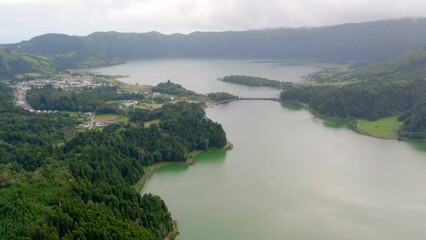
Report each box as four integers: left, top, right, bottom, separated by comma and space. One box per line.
134, 103, 164, 110
94, 114, 119, 122
117, 116, 129, 124
144, 119, 160, 127
94, 114, 129, 124
356, 116, 403, 139
120, 84, 151, 93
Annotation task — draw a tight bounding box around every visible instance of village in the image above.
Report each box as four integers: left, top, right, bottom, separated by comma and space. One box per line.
13, 76, 102, 113
11, 75, 177, 130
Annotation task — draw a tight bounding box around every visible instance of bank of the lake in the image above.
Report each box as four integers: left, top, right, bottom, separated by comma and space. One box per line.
281, 100, 409, 140
134, 142, 234, 240
352, 117, 403, 140
143, 100, 426, 240
94, 59, 426, 239
135, 142, 233, 191
135, 162, 190, 192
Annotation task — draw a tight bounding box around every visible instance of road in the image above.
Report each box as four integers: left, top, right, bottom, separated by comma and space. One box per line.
88, 112, 96, 130
14, 83, 35, 112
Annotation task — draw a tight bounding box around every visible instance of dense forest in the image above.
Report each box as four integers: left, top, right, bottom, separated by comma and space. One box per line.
151, 80, 197, 96
0, 84, 76, 167
0, 78, 227, 239
398, 102, 426, 138
5, 18, 426, 69
281, 80, 426, 120
151, 80, 238, 103
219, 75, 289, 89
206, 92, 238, 102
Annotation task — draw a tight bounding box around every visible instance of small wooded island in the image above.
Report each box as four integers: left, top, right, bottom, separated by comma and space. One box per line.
218, 75, 291, 89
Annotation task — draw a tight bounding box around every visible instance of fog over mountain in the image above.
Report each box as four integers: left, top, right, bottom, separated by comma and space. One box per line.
1, 0, 426, 43
5, 18, 426, 68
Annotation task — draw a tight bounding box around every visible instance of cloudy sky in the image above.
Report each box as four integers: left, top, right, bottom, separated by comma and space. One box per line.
1, 0, 425, 43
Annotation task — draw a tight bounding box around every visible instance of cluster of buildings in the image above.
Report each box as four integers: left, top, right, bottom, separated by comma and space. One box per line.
13, 76, 103, 113
12, 76, 135, 131
79, 121, 116, 129
120, 100, 139, 109
94, 121, 116, 127
27, 76, 100, 89
14, 83, 33, 111
77, 112, 117, 129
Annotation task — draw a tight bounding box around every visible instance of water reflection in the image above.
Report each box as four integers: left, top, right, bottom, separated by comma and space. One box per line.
320, 118, 347, 129
194, 150, 228, 165
157, 164, 189, 173
405, 140, 426, 152
281, 102, 303, 111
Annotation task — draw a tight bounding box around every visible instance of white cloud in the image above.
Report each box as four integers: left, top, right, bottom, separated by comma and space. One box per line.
0, 0, 31, 3
0, 0, 426, 43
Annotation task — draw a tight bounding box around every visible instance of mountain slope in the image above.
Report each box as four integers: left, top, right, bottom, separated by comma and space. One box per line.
340, 47, 426, 82
0, 46, 52, 80
5, 18, 426, 64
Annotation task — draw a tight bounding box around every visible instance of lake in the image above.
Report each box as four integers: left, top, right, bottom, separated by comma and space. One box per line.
94, 59, 426, 240
93, 58, 317, 97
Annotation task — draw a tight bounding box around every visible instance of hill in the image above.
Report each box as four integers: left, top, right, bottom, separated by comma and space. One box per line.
4, 18, 426, 68
281, 47, 426, 139
317, 47, 426, 83
352, 47, 426, 81
0, 47, 53, 81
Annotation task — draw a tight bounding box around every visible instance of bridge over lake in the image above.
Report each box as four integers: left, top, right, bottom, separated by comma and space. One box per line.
215, 97, 280, 104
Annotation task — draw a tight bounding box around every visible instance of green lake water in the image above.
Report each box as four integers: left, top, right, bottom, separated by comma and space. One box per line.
94, 59, 426, 240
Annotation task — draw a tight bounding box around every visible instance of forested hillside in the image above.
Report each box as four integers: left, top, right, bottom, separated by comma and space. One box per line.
348, 47, 426, 81
0, 79, 227, 239
5, 18, 426, 67
0, 47, 53, 81
315, 47, 426, 83
281, 47, 426, 138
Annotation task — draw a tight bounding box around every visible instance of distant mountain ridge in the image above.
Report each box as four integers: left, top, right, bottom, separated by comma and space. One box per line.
4, 18, 426, 68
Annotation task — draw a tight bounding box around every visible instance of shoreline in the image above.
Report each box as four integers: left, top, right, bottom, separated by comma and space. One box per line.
134, 141, 233, 192
350, 121, 399, 140
281, 100, 409, 141
164, 220, 179, 240
134, 161, 190, 192
133, 143, 232, 240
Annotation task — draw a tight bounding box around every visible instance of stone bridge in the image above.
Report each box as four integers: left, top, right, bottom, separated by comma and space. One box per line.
215, 97, 280, 104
